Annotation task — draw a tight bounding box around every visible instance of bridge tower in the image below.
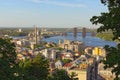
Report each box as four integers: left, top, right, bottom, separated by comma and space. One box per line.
82, 27, 86, 38
73, 27, 77, 38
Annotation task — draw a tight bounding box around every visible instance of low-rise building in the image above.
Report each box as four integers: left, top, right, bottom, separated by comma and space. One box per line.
87, 58, 105, 80
55, 60, 63, 69
41, 49, 57, 60
92, 47, 106, 57
84, 46, 93, 55
58, 39, 85, 52
61, 51, 74, 60
98, 63, 115, 80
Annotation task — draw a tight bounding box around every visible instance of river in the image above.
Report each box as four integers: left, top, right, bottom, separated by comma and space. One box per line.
42, 32, 117, 47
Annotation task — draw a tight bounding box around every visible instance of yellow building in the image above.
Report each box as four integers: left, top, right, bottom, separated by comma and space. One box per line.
92, 47, 106, 57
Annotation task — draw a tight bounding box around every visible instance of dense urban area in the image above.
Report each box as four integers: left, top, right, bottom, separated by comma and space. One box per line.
0, 27, 118, 80
0, 0, 120, 80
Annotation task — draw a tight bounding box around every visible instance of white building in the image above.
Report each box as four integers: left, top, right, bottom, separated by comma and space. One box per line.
42, 49, 57, 60
55, 60, 63, 69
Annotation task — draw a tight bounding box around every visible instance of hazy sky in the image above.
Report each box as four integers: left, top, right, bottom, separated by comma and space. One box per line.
0, 0, 107, 28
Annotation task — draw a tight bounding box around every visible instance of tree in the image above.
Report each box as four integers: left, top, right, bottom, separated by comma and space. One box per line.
28, 54, 49, 80
90, 0, 120, 40
51, 69, 71, 80
103, 44, 120, 80
19, 53, 49, 80
0, 38, 18, 80
18, 59, 32, 80
51, 69, 78, 80
70, 72, 78, 80
90, 0, 120, 80
62, 59, 72, 65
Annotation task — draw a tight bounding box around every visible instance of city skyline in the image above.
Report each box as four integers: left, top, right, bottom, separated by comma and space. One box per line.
0, 0, 107, 28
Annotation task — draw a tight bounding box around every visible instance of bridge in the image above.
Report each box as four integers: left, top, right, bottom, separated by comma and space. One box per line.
60, 27, 96, 38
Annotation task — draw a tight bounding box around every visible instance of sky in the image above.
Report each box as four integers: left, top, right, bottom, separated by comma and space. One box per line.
0, 0, 108, 28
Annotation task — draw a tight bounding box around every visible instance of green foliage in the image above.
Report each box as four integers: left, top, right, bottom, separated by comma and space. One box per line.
29, 54, 49, 80
0, 28, 32, 37
18, 53, 49, 80
34, 42, 47, 49
50, 69, 78, 80
96, 32, 114, 41
34, 44, 41, 49
90, 0, 120, 79
25, 46, 31, 49
18, 59, 32, 80
70, 72, 78, 80
62, 59, 72, 65
0, 38, 18, 80
56, 47, 64, 51
11, 32, 27, 36
90, 0, 120, 41
4, 31, 28, 36
103, 44, 120, 80
0, 33, 78, 80
0, 38, 78, 80
51, 69, 71, 80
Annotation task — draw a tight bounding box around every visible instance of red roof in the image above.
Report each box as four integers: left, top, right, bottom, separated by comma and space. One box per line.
75, 52, 81, 54
61, 54, 65, 57
63, 63, 72, 67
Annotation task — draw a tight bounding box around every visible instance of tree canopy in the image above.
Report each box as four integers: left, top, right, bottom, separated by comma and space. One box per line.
90, 0, 120, 80
90, 0, 120, 40
51, 69, 71, 80
0, 38, 76, 80
18, 53, 49, 80
0, 38, 18, 80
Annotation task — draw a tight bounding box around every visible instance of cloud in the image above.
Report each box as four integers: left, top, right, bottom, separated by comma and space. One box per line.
29, 0, 86, 8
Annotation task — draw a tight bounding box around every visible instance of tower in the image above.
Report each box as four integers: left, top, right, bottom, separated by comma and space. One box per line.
58, 39, 62, 46
51, 50, 56, 60
34, 25, 37, 44
82, 27, 86, 38
73, 27, 77, 38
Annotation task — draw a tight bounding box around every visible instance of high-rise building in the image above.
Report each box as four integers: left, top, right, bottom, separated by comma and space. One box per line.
34, 25, 37, 44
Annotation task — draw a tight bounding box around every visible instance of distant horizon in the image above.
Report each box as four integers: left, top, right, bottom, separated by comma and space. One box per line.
0, 26, 98, 29
0, 0, 107, 28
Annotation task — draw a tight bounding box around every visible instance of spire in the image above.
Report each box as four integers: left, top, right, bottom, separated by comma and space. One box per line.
34, 25, 37, 44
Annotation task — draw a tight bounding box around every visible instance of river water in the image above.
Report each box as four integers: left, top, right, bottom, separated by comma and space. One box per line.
42, 32, 117, 47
